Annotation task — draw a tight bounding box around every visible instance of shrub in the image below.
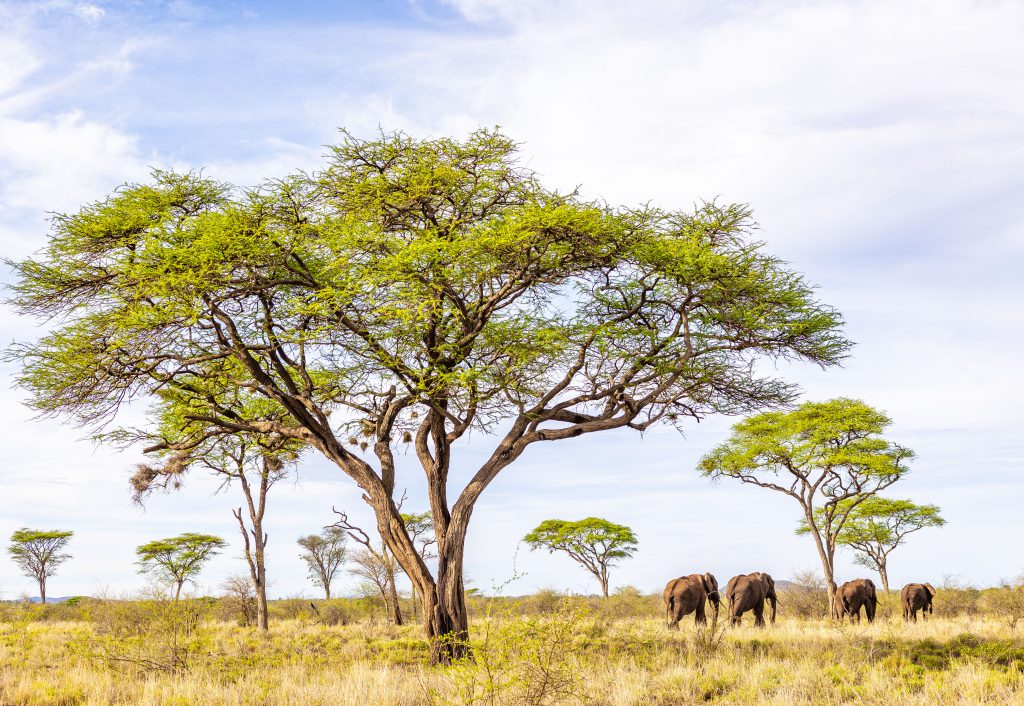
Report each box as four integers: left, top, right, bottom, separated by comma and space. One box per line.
980, 576, 1024, 630
79, 594, 212, 673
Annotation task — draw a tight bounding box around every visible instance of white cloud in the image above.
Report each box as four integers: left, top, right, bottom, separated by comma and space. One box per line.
72, 2, 104, 24
1, 0, 1022, 596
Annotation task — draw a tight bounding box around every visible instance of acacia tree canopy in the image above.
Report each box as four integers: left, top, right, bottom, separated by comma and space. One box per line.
524, 517, 638, 597
136, 532, 227, 600
699, 398, 914, 605
7, 128, 849, 661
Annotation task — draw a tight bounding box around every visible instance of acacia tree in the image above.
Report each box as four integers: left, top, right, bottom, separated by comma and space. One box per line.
297, 527, 348, 599
7, 129, 848, 662
131, 418, 302, 630
524, 517, 637, 597
799, 497, 945, 592
7, 528, 74, 603
136, 533, 227, 600
699, 398, 914, 609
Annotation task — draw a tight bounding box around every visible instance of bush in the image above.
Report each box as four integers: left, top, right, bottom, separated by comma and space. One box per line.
780, 570, 830, 618
79, 594, 212, 673
426, 598, 587, 706
980, 576, 1024, 629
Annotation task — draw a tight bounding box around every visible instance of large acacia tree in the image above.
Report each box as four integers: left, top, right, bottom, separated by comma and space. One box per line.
7, 129, 848, 662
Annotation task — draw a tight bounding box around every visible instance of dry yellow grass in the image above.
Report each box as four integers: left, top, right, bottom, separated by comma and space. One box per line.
1, 606, 1023, 705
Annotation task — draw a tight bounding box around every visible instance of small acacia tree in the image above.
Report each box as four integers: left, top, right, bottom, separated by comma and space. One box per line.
131, 423, 302, 631
7, 129, 848, 662
136, 533, 227, 600
699, 398, 914, 609
7, 528, 73, 603
297, 527, 348, 599
524, 518, 637, 597
799, 497, 945, 592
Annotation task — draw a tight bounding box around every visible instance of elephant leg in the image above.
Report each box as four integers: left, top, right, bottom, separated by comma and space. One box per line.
753, 605, 765, 628
695, 601, 707, 626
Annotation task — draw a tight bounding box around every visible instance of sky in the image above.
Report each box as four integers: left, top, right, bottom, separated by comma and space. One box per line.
0, 0, 1022, 601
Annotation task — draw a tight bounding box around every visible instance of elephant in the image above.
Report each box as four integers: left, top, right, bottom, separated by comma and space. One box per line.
663, 573, 720, 628
901, 583, 936, 622
834, 579, 878, 623
725, 572, 778, 627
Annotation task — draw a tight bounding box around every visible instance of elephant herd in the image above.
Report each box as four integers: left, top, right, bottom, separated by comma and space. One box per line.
663, 572, 937, 628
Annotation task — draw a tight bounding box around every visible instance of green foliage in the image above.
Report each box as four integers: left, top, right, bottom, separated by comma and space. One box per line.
524, 518, 637, 596
7, 528, 74, 600
7, 128, 849, 642
135, 533, 227, 598
426, 599, 588, 706
80, 596, 213, 674
699, 399, 915, 583
296, 527, 348, 599
797, 497, 945, 575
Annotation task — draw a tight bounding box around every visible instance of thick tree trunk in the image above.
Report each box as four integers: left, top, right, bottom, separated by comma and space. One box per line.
422, 548, 470, 664
38, 578, 46, 605
878, 563, 890, 594
175, 580, 183, 602
600, 571, 610, 598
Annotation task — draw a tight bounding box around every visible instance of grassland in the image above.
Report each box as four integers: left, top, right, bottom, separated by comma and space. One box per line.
1, 589, 1023, 705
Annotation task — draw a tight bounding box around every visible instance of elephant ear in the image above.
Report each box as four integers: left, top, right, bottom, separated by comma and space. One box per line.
702, 573, 717, 594
924, 583, 936, 597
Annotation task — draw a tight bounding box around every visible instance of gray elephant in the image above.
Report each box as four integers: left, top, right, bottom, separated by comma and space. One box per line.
834, 579, 878, 623
901, 583, 936, 622
663, 573, 720, 628
725, 572, 778, 627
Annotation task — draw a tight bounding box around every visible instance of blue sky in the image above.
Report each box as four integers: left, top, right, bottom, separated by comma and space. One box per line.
1, 0, 1022, 600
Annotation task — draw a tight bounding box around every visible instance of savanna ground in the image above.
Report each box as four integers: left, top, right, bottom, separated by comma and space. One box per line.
2, 585, 1024, 705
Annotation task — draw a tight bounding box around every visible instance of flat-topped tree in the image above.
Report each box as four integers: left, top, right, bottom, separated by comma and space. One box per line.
136, 533, 227, 600
8, 528, 73, 604
7, 128, 848, 662
799, 497, 945, 592
524, 518, 638, 597
700, 399, 914, 610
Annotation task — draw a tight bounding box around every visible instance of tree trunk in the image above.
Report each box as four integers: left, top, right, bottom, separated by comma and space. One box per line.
384, 552, 404, 626
175, 580, 183, 602
600, 571, 610, 598
235, 468, 271, 632
324, 585, 331, 600
38, 577, 46, 605
422, 548, 470, 665
878, 563, 890, 594
803, 511, 838, 616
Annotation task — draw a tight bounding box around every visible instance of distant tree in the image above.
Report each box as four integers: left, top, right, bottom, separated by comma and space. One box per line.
401, 511, 435, 617
331, 508, 404, 625
699, 398, 914, 609
128, 393, 304, 631
799, 497, 945, 592
297, 527, 348, 599
8, 128, 849, 662
7, 528, 74, 603
523, 518, 638, 597
136, 533, 227, 600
